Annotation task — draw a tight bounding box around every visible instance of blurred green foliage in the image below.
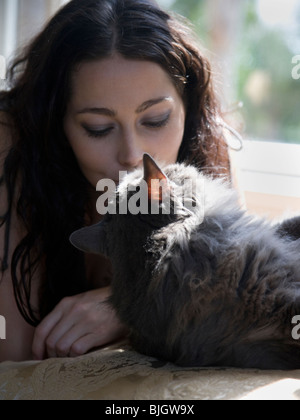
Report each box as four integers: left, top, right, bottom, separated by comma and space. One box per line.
158, 0, 300, 144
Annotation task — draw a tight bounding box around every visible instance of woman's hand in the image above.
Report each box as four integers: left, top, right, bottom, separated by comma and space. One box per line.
32, 287, 127, 360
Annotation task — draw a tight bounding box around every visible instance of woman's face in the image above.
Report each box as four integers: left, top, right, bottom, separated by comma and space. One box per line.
64, 54, 186, 187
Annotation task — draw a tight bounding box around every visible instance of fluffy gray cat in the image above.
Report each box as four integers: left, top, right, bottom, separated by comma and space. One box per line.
70, 154, 300, 369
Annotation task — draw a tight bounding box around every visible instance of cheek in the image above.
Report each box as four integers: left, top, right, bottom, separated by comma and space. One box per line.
75, 143, 107, 172
161, 113, 185, 163
75, 148, 109, 186
65, 125, 108, 183
68, 135, 93, 169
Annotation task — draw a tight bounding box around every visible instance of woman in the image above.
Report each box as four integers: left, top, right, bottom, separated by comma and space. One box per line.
0, 0, 231, 361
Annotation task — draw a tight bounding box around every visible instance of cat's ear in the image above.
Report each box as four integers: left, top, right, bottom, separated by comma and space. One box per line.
143, 154, 169, 202
69, 222, 107, 255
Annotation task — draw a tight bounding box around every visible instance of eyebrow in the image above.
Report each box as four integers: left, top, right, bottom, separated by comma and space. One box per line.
77, 96, 172, 116
135, 97, 172, 113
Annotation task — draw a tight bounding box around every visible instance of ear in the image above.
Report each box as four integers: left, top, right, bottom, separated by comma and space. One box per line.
143, 153, 169, 202
69, 221, 107, 255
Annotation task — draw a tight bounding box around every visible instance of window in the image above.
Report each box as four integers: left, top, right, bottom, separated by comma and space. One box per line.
0, 0, 68, 89
0, 0, 69, 60
158, 0, 300, 218
159, 0, 300, 145
0, 0, 18, 60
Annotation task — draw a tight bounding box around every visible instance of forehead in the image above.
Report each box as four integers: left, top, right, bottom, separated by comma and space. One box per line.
69, 55, 182, 107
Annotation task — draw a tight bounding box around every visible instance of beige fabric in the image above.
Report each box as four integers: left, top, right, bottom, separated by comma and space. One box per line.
1, 342, 300, 400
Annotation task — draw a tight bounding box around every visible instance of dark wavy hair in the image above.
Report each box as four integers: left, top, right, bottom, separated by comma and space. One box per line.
0, 0, 231, 326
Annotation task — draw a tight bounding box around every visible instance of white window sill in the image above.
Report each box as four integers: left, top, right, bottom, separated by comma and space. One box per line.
231, 139, 300, 219
233, 139, 300, 198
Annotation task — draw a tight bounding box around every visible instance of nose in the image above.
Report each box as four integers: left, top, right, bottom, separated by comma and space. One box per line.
117, 131, 144, 170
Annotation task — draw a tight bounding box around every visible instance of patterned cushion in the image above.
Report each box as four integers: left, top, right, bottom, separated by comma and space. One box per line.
0, 342, 300, 400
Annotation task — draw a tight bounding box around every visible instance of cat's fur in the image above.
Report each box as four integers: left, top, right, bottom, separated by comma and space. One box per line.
71, 154, 300, 369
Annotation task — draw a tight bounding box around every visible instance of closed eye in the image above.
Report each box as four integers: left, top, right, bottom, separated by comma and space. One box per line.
143, 113, 171, 129
82, 124, 114, 139
82, 112, 171, 139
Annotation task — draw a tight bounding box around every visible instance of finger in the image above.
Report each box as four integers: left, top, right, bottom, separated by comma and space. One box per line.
42, 299, 97, 358
55, 323, 89, 358
44, 317, 77, 358
52, 309, 126, 358
32, 297, 76, 359
69, 321, 128, 358
68, 330, 120, 358
32, 307, 64, 360
54, 317, 109, 358
68, 333, 97, 358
